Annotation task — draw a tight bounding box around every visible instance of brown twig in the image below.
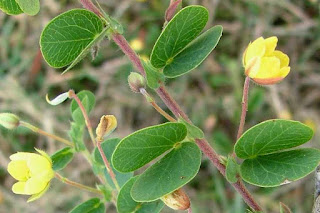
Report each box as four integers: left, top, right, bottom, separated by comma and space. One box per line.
237, 76, 250, 139
78, 0, 102, 17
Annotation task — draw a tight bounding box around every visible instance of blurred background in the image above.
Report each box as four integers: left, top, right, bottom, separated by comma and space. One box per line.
0, 0, 320, 212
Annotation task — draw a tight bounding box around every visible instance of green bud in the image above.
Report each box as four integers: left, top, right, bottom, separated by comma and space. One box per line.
128, 72, 146, 93
0, 113, 20, 130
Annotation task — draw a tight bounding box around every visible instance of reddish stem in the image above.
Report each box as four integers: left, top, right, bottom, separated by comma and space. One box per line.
165, 0, 182, 22
79, 0, 102, 16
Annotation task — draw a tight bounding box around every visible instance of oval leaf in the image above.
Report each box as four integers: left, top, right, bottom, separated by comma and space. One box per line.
163, 25, 223, 78
235, 119, 314, 159
150, 5, 208, 68
15, 0, 39, 16
93, 138, 133, 188
226, 156, 238, 183
0, 0, 23, 15
51, 147, 74, 171
117, 177, 164, 213
240, 148, 320, 187
70, 198, 105, 213
131, 142, 201, 202
40, 9, 104, 68
112, 122, 187, 172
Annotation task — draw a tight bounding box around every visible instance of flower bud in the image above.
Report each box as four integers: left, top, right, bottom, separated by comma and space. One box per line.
0, 113, 20, 130
161, 188, 190, 210
96, 115, 117, 142
128, 72, 146, 93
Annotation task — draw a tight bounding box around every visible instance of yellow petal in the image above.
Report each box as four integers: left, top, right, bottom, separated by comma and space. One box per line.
279, 66, 290, 78
27, 183, 50, 202
27, 154, 52, 177
10, 152, 38, 161
35, 148, 52, 165
264, 36, 278, 56
25, 177, 48, 195
273, 50, 289, 68
244, 37, 266, 66
245, 56, 261, 77
7, 160, 30, 181
253, 56, 281, 79
12, 182, 28, 195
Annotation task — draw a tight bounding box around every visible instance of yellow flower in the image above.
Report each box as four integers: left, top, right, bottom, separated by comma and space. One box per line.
130, 38, 144, 52
7, 148, 54, 202
96, 115, 118, 141
243, 36, 290, 85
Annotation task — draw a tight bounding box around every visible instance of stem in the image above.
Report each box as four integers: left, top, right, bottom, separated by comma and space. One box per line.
96, 141, 120, 191
237, 76, 250, 139
78, 0, 102, 17
78, 1, 262, 211
69, 90, 96, 147
139, 88, 176, 122
19, 121, 74, 147
55, 173, 103, 195
188, 207, 192, 213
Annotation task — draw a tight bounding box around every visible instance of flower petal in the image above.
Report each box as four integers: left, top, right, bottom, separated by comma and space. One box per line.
264, 36, 278, 56
245, 56, 261, 77
244, 37, 266, 66
7, 160, 29, 181
35, 148, 52, 165
273, 50, 289, 68
10, 152, 38, 161
279, 66, 290, 78
27, 183, 50, 202
25, 177, 48, 195
253, 56, 281, 79
12, 181, 28, 195
27, 154, 52, 177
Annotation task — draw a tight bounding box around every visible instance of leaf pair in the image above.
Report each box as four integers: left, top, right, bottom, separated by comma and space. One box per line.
150, 6, 223, 78
0, 0, 39, 16
112, 122, 201, 202
234, 119, 319, 187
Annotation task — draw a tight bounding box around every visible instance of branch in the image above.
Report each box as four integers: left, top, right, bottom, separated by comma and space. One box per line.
237, 76, 250, 139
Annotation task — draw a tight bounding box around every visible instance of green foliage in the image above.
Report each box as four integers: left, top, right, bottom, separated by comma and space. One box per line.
15, 0, 39, 16
225, 156, 238, 183
40, 9, 105, 68
240, 148, 320, 187
51, 147, 74, 171
163, 25, 223, 78
141, 59, 165, 89
235, 119, 314, 159
69, 122, 85, 151
70, 198, 105, 213
150, 6, 208, 68
70, 90, 96, 124
131, 142, 201, 202
178, 118, 204, 139
93, 138, 133, 188
117, 177, 164, 213
112, 122, 187, 172
0, 0, 22, 15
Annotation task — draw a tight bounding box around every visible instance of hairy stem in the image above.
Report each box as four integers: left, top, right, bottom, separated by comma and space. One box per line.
96, 140, 120, 191
140, 88, 176, 122
237, 76, 250, 139
19, 121, 74, 147
55, 173, 103, 195
79, 0, 102, 16
69, 90, 96, 147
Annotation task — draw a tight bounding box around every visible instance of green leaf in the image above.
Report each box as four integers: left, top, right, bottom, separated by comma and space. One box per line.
93, 138, 133, 188
70, 90, 96, 124
112, 122, 187, 172
63, 27, 109, 74
51, 147, 74, 171
163, 25, 223, 78
70, 198, 105, 213
117, 177, 164, 213
150, 6, 208, 68
131, 142, 201, 202
141, 59, 165, 89
15, 0, 39, 16
240, 148, 320, 187
69, 122, 85, 151
235, 119, 314, 159
226, 156, 238, 183
40, 9, 104, 68
0, 0, 23, 15
178, 118, 204, 139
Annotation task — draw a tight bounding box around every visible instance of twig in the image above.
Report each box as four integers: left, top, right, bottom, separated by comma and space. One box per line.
96, 140, 120, 191
19, 121, 74, 147
78, 0, 102, 17
55, 173, 103, 195
68, 90, 96, 147
237, 76, 250, 139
